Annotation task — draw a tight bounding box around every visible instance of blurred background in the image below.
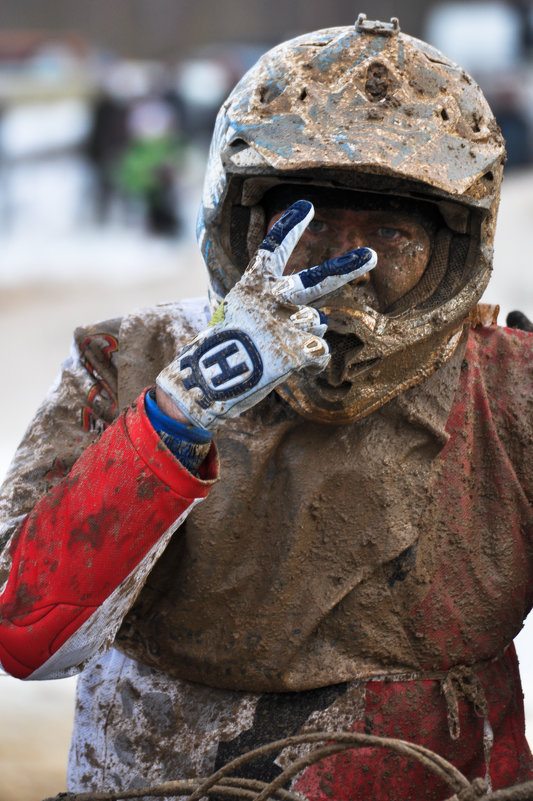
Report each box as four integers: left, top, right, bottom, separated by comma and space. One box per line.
0, 1, 532, 799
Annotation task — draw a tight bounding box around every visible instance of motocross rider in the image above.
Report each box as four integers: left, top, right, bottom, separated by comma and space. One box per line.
0, 14, 532, 801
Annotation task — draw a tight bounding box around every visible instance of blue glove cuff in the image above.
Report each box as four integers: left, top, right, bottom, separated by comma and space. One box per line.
145, 389, 212, 474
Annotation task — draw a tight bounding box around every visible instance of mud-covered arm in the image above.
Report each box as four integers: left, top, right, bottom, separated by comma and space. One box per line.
0, 325, 218, 680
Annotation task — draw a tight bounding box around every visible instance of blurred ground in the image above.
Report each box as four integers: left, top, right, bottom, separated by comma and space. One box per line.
0, 159, 532, 801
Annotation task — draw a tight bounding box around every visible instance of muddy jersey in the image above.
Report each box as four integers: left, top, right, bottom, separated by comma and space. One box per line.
0, 298, 532, 798
115, 314, 533, 693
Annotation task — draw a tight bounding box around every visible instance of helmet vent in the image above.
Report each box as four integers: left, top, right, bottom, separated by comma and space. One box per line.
299, 88, 308, 101
365, 62, 390, 101
440, 108, 449, 121
229, 138, 247, 151
323, 331, 365, 386
258, 83, 284, 104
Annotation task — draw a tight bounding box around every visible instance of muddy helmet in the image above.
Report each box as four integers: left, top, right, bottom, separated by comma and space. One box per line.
196, 14, 506, 424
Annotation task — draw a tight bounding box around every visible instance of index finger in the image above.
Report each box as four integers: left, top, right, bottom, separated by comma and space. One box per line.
258, 200, 314, 277
273, 247, 377, 305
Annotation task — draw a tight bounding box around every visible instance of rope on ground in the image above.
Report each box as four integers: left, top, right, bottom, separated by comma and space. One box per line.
40, 730, 533, 801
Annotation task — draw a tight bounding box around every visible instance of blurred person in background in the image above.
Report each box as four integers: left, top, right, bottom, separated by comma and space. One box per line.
0, 14, 532, 801
114, 93, 184, 235
86, 60, 183, 234
85, 72, 129, 223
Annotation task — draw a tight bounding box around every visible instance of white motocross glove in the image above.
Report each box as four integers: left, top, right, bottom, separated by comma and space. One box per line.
156, 200, 376, 430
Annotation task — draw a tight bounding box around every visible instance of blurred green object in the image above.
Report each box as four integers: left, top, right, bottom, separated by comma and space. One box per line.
115, 136, 182, 197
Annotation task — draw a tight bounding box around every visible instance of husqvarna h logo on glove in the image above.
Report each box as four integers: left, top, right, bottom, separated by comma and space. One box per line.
179, 330, 263, 409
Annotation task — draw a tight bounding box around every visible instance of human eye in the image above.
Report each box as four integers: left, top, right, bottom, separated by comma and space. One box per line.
306, 218, 327, 235
376, 226, 403, 242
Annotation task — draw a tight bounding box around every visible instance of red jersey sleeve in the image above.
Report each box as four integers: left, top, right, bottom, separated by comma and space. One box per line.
0, 390, 218, 679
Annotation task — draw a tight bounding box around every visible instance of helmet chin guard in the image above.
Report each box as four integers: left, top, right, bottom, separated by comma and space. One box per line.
197, 16, 505, 423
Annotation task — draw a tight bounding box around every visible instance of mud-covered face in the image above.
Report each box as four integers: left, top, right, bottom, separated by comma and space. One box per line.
268, 206, 431, 311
